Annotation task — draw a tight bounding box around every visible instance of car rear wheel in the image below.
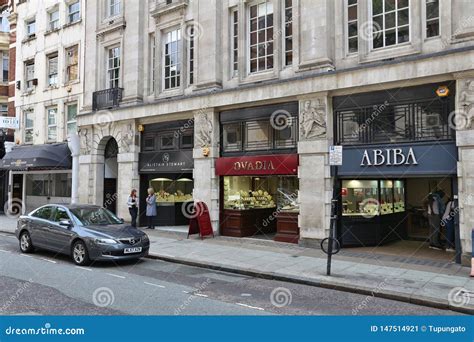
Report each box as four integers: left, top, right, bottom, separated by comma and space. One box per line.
72, 240, 90, 266
19, 231, 34, 253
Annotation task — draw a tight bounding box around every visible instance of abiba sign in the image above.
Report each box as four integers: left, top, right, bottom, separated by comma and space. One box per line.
360, 148, 418, 166
338, 142, 458, 177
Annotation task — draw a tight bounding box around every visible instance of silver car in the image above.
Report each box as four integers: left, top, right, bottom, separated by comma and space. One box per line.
16, 204, 150, 266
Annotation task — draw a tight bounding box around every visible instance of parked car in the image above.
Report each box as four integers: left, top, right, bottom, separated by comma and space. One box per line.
16, 204, 150, 266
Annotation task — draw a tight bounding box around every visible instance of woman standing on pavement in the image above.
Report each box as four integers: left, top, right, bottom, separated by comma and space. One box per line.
145, 188, 157, 230
127, 189, 138, 228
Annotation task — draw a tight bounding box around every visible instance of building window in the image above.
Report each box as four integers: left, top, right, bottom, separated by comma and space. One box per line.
0, 8, 9, 33
66, 45, 79, 82
24, 110, 34, 143
231, 9, 238, 75
347, 0, 358, 53
68, 1, 81, 24
372, 0, 409, 49
107, 46, 120, 88
249, 1, 274, 73
188, 26, 195, 85
25, 60, 35, 90
426, 0, 439, 38
0, 104, 7, 116
26, 18, 35, 37
109, 0, 121, 17
283, 0, 293, 65
49, 8, 60, 31
66, 103, 77, 136
47, 53, 59, 86
47, 107, 57, 142
163, 29, 181, 90
2, 51, 8, 82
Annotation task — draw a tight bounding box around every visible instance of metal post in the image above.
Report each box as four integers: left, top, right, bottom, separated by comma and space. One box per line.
326, 165, 339, 276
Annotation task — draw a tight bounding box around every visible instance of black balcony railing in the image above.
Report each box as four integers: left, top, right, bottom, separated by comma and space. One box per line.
335, 98, 455, 146
92, 88, 123, 111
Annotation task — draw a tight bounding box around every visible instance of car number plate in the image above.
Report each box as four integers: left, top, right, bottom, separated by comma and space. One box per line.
124, 247, 142, 254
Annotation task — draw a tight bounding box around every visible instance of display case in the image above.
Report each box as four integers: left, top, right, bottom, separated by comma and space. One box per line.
222, 176, 300, 241
147, 176, 194, 226
340, 179, 407, 247
150, 178, 193, 204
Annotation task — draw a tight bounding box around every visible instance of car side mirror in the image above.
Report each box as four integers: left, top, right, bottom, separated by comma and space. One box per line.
119, 218, 125, 224
59, 219, 72, 228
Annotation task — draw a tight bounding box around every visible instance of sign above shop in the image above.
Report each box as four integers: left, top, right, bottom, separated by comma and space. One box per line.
360, 148, 418, 166
139, 151, 194, 173
216, 154, 298, 176
338, 142, 458, 177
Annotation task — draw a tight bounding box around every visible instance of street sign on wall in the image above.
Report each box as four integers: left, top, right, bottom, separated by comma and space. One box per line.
329, 145, 343, 166
0, 117, 19, 129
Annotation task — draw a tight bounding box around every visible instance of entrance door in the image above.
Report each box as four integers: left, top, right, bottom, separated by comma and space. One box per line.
103, 178, 117, 214
103, 138, 118, 214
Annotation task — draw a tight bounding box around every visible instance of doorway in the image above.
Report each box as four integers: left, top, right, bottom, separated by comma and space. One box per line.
405, 177, 453, 241
103, 139, 118, 214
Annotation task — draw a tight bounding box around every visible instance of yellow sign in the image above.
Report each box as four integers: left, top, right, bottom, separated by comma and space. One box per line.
436, 86, 450, 97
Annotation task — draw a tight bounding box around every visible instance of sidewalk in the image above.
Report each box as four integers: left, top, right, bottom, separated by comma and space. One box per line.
1, 215, 472, 314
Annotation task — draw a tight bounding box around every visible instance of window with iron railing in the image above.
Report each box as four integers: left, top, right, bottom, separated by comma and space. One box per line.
335, 99, 455, 145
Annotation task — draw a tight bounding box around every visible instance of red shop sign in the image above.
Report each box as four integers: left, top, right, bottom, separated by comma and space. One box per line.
215, 154, 298, 176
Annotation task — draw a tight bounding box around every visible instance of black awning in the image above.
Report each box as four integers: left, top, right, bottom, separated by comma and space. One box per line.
0, 143, 72, 171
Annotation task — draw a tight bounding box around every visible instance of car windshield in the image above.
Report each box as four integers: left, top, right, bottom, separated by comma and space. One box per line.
70, 207, 123, 226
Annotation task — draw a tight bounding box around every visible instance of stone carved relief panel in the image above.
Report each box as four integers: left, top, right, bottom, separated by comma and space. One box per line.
459, 78, 474, 130
194, 112, 213, 148
299, 99, 327, 140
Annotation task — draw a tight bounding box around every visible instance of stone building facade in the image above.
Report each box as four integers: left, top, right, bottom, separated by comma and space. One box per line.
77, 0, 474, 263
10, 0, 84, 212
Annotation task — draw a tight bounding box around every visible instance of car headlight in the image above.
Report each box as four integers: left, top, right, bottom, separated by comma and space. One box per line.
95, 238, 118, 245
142, 234, 149, 242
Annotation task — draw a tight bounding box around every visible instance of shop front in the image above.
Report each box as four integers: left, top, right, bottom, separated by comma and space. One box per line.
217, 103, 300, 242
139, 121, 194, 227
0, 143, 72, 213
334, 82, 458, 249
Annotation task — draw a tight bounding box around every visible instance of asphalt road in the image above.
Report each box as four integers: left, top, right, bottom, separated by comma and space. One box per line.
0, 233, 462, 316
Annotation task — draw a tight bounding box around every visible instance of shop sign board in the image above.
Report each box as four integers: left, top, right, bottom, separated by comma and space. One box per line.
338, 142, 458, 176
215, 154, 298, 176
329, 146, 343, 166
139, 151, 193, 173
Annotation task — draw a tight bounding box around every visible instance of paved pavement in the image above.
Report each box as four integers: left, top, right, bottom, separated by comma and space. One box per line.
0, 233, 461, 315
1, 214, 472, 314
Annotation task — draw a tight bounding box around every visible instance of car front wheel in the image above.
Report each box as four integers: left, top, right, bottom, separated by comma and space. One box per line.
72, 240, 90, 266
19, 231, 34, 253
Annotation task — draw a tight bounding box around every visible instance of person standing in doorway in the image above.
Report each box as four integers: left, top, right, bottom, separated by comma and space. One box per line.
426, 193, 443, 250
127, 189, 138, 228
442, 197, 456, 252
145, 188, 157, 230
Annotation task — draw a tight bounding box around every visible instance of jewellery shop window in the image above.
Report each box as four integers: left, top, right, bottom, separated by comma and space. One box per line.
223, 176, 299, 212
341, 180, 405, 217
149, 178, 193, 204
